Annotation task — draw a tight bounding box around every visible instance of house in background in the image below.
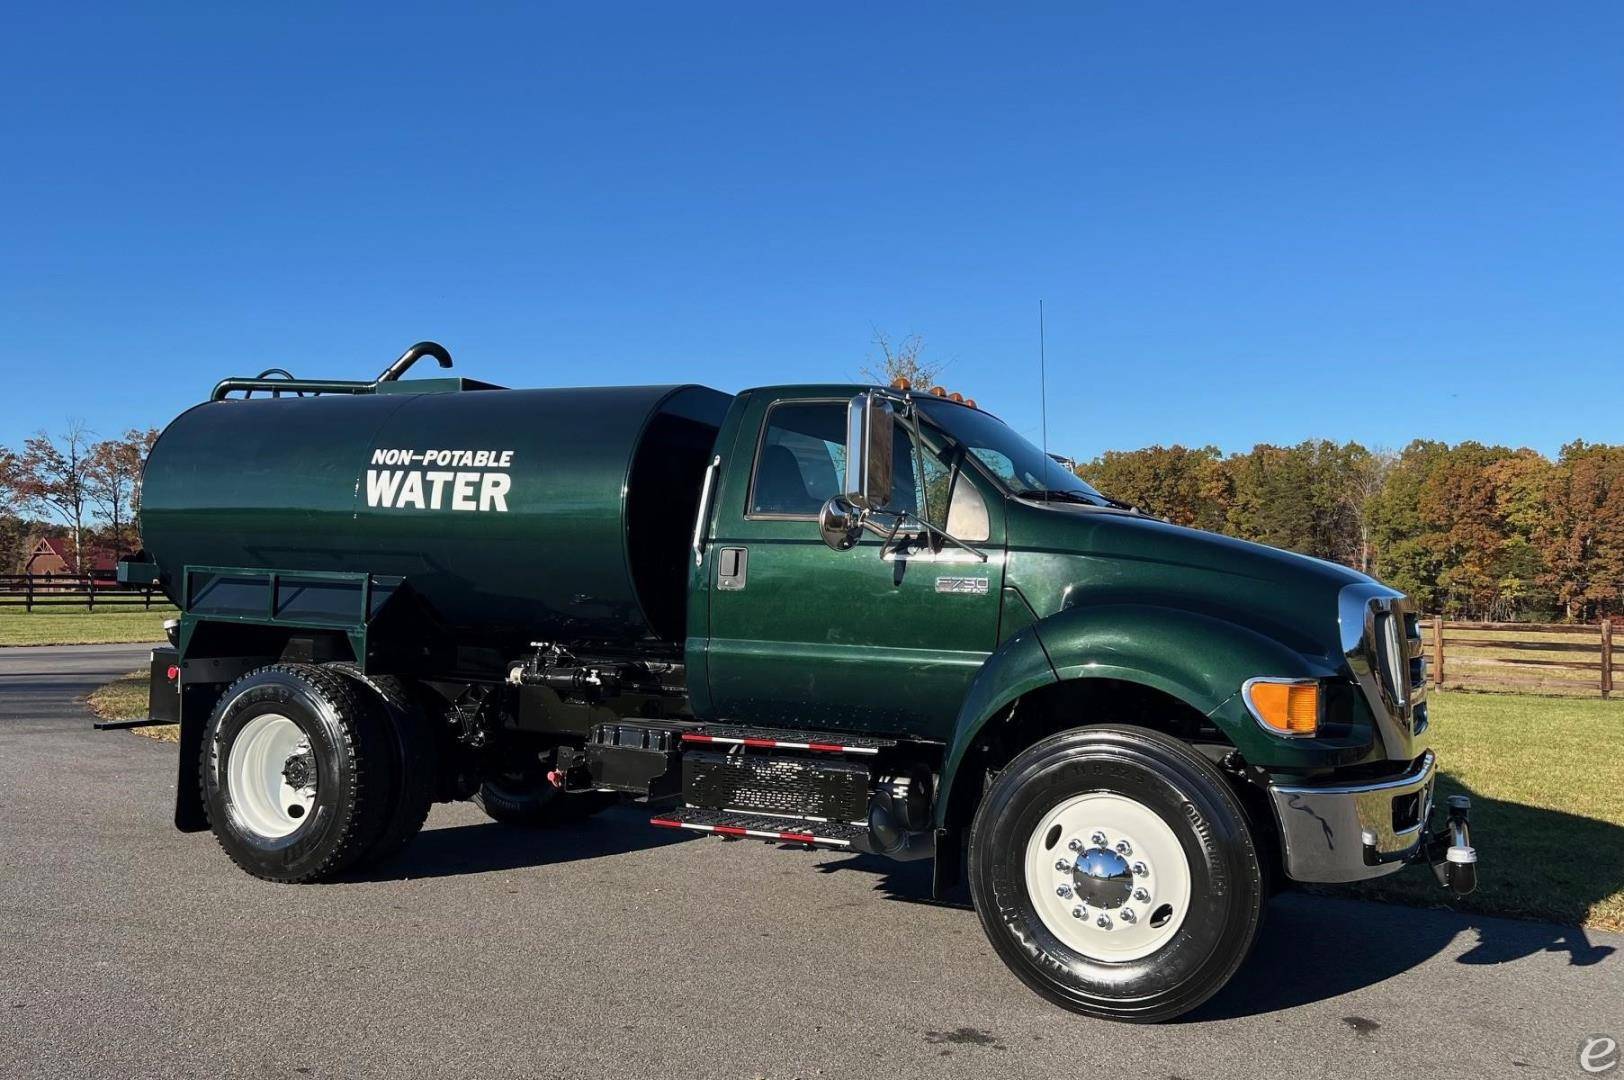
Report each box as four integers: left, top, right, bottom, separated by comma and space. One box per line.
22, 537, 119, 577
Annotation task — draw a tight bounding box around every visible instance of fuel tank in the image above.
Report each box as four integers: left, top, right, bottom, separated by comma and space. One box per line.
140, 382, 732, 648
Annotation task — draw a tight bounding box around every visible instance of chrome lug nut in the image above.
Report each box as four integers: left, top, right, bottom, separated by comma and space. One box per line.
1090, 831, 1107, 847
1054, 859, 1072, 872
1133, 887, 1150, 902
1071, 906, 1086, 919
1096, 914, 1112, 929
1056, 885, 1073, 899
1066, 838, 1084, 853
1119, 908, 1137, 923
1132, 861, 1148, 877
1114, 840, 1133, 856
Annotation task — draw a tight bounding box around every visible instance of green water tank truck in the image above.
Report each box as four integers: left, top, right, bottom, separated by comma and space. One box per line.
121, 342, 1478, 1022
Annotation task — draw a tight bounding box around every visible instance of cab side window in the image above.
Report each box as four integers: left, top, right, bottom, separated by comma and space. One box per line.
750, 400, 929, 520
750, 402, 847, 517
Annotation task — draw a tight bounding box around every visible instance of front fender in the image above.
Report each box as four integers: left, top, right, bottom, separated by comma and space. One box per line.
935, 603, 1341, 828
1037, 603, 1318, 716
935, 624, 1057, 826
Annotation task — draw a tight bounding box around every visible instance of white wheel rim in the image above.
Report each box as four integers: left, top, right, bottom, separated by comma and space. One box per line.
227, 713, 316, 839
1024, 792, 1192, 962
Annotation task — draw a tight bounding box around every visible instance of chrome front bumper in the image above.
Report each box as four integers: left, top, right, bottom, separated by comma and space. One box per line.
1268, 751, 1438, 884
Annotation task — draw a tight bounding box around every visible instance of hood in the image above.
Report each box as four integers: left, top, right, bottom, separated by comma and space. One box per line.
1005, 500, 1374, 664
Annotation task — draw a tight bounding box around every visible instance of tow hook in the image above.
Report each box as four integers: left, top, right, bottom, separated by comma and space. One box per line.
1427, 794, 1477, 896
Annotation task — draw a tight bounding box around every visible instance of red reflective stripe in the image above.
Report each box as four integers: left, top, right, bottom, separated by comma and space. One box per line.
742, 738, 777, 748
649, 818, 683, 828
779, 831, 816, 843
806, 742, 844, 753
713, 825, 748, 837
681, 733, 714, 743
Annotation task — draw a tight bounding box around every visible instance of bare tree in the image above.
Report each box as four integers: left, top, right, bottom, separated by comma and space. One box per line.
1343, 446, 1397, 574
859, 328, 944, 388
13, 421, 97, 572
86, 428, 160, 556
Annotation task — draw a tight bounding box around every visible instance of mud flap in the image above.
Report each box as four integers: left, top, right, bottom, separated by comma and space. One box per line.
174, 681, 222, 832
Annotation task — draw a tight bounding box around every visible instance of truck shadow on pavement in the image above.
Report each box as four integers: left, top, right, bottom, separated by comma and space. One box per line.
342, 783, 1618, 1019
342, 806, 692, 882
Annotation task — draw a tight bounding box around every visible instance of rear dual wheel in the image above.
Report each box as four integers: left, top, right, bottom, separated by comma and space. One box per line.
968, 725, 1264, 1023
201, 663, 433, 883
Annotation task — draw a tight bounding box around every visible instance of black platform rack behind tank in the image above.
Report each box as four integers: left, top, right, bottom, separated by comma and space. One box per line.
176, 565, 417, 670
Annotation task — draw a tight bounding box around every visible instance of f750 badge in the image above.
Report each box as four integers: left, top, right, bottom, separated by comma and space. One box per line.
935, 576, 990, 595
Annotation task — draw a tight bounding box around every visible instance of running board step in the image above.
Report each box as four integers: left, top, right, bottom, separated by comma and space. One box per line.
682, 724, 895, 756
650, 807, 869, 849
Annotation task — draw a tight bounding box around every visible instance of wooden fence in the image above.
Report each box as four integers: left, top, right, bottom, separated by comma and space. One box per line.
0, 573, 162, 612
1420, 617, 1618, 699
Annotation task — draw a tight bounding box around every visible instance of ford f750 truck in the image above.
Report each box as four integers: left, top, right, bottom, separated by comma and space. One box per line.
121, 342, 1477, 1022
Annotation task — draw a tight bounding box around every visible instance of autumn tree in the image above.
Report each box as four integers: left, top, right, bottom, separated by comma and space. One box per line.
86, 428, 160, 556
1082, 445, 1230, 530
1369, 440, 1450, 611
1542, 442, 1624, 620
0, 445, 28, 574
1224, 441, 1366, 564
11, 422, 97, 573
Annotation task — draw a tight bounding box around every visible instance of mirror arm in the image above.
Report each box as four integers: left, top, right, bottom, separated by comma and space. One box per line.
910, 514, 989, 562
859, 509, 988, 562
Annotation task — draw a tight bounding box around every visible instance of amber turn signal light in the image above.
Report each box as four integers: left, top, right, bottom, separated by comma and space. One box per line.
891, 377, 911, 391
1244, 679, 1319, 736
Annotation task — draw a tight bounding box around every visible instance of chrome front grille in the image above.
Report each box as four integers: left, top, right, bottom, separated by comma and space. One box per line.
1339, 583, 1429, 755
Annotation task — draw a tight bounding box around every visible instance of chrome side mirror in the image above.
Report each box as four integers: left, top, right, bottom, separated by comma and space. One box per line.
818, 496, 863, 551
844, 391, 894, 511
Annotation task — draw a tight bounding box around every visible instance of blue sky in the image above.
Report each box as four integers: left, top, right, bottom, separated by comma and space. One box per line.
2, 4, 1620, 460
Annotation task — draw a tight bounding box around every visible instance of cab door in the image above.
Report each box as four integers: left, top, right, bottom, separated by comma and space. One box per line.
701, 391, 1005, 738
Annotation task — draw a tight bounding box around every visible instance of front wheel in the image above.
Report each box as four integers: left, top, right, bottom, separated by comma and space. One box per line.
968, 725, 1263, 1022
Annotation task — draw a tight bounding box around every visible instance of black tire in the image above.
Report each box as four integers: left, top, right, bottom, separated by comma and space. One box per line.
968, 725, 1263, 1023
327, 663, 439, 868
200, 664, 399, 883
473, 762, 617, 827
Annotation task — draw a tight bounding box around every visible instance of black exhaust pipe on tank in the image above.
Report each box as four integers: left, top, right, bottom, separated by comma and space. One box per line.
376, 341, 454, 383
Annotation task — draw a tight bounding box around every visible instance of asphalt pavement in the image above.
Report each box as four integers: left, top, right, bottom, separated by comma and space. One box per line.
2, 643, 1620, 1079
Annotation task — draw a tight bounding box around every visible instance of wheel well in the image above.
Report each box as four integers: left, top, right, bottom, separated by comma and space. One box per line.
940, 677, 1282, 890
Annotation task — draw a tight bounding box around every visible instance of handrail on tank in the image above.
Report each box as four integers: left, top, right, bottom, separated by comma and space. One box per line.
210, 341, 455, 401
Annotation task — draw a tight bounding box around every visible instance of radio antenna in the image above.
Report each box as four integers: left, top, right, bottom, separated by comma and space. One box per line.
1038, 299, 1050, 472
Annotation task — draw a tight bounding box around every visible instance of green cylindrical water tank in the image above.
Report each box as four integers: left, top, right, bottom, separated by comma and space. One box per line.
140, 383, 732, 647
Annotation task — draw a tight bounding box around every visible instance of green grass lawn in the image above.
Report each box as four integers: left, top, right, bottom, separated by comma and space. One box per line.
0, 605, 178, 646
1329, 689, 1624, 932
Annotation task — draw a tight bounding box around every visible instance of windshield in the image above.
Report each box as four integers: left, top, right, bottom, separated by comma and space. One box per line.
914, 400, 1114, 506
